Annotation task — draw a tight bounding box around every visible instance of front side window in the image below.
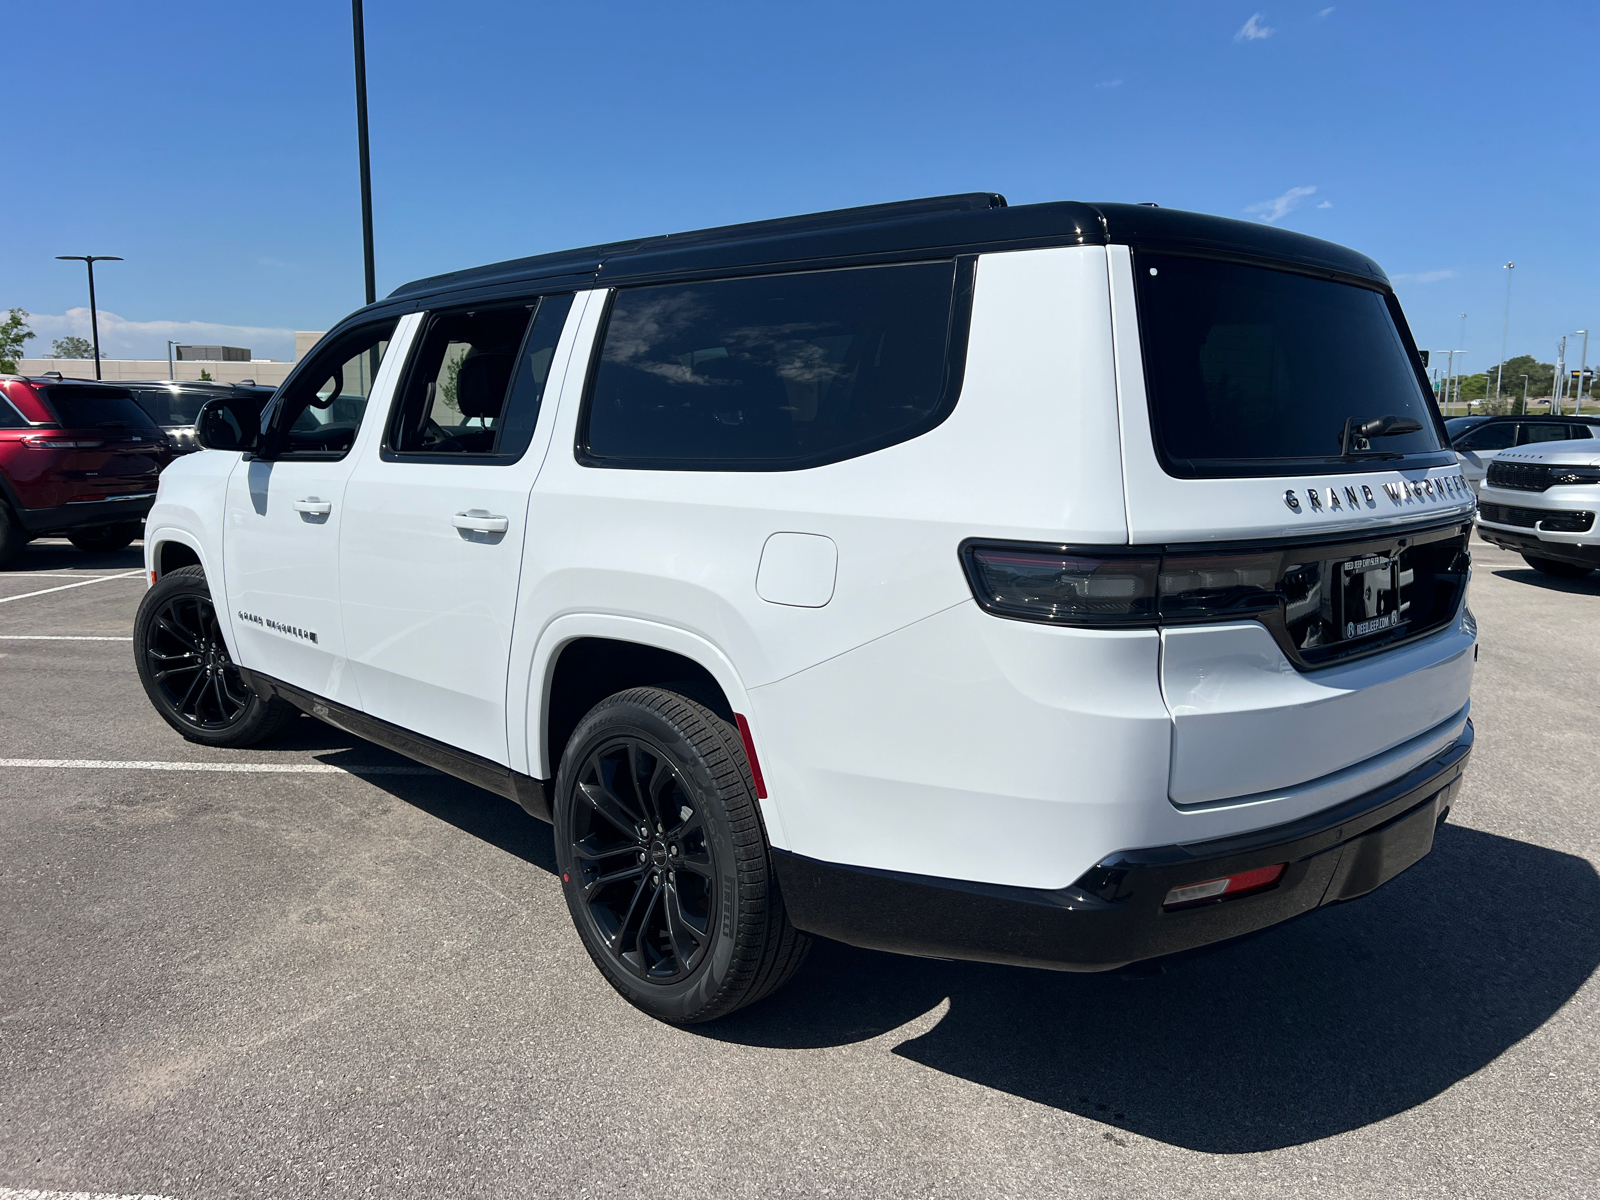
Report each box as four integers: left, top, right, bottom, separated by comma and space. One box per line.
580, 260, 971, 470
263, 322, 395, 459
388, 294, 574, 460
1454, 422, 1516, 452
1135, 254, 1447, 477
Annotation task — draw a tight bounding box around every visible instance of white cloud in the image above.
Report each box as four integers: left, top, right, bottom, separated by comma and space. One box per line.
1316, 200, 1333, 208
1236, 13, 1273, 40
1318, 6, 1335, 16
1391, 270, 1455, 285
20, 309, 295, 362
1245, 185, 1317, 222
1095, 79, 1124, 89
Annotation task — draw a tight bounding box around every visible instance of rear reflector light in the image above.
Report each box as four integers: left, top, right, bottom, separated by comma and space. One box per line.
1164, 863, 1286, 908
733, 713, 768, 800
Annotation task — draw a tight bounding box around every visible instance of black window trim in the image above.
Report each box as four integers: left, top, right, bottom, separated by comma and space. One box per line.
255, 318, 400, 462
1130, 246, 1456, 480
380, 294, 562, 467
573, 256, 978, 474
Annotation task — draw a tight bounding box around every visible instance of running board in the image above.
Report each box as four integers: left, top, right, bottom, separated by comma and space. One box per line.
237, 668, 551, 823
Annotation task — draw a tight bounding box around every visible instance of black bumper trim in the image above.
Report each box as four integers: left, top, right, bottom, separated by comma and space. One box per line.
773, 722, 1472, 972
1477, 527, 1600, 568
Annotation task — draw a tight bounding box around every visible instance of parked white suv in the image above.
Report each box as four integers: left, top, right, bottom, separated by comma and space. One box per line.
134, 195, 1478, 1022
1476, 441, 1600, 578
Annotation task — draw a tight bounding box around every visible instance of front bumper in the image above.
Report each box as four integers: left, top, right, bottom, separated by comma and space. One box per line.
15, 493, 157, 536
774, 723, 1472, 972
1477, 525, 1600, 568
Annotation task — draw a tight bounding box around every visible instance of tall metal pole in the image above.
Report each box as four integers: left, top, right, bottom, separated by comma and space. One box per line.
55, 255, 122, 380
1578, 330, 1591, 414
352, 0, 376, 306
1496, 263, 1513, 403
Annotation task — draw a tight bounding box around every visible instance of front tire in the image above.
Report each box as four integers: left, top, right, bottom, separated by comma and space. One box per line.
69, 522, 141, 553
1522, 554, 1594, 579
554, 687, 809, 1023
134, 565, 298, 747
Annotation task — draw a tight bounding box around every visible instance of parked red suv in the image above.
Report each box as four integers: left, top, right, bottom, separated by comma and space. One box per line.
0, 375, 172, 565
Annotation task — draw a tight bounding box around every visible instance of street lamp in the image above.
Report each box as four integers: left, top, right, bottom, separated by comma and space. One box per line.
1495, 263, 1513, 402
55, 255, 122, 380
352, 0, 376, 306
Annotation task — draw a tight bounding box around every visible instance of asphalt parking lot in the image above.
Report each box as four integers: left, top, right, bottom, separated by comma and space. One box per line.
1, 533, 1596, 1200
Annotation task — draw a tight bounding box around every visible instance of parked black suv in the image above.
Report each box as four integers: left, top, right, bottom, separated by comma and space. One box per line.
125, 381, 277, 455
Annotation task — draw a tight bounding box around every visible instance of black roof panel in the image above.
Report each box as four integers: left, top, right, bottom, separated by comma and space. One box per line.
385, 193, 1390, 307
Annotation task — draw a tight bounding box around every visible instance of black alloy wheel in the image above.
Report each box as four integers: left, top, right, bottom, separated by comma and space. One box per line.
569, 735, 719, 983
555, 687, 810, 1023
145, 590, 249, 728
133, 565, 298, 747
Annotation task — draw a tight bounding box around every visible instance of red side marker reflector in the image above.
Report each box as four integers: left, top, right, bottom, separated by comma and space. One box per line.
733, 713, 768, 799
1165, 863, 1286, 908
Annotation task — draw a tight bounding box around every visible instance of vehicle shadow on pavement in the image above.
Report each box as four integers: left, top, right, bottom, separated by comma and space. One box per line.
1, 539, 145, 572
353, 768, 560, 874
704, 824, 1600, 1153
1491, 567, 1600, 596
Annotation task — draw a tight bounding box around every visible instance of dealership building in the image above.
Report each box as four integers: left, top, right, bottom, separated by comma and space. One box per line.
18, 331, 326, 386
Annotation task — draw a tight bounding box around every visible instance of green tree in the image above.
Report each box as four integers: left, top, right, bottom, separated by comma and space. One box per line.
51, 335, 94, 359
0, 307, 34, 372
199, 368, 213, 381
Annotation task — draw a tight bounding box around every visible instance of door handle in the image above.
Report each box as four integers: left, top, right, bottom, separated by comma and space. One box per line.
294, 497, 333, 515
453, 509, 509, 533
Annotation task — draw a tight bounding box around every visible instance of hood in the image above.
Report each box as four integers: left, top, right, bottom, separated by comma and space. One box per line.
1492, 442, 1600, 468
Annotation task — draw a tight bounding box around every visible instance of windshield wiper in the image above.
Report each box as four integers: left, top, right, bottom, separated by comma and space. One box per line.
1339, 414, 1422, 459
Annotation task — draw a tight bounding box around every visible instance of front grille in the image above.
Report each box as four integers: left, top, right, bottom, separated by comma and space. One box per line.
1488, 461, 1555, 491
1479, 503, 1594, 533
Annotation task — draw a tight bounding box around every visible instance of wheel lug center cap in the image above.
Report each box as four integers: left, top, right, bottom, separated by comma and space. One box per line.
649, 840, 669, 866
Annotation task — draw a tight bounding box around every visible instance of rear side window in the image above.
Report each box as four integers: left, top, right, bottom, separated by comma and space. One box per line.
41, 386, 163, 433
580, 260, 972, 470
1524, 423, 1584, 444
388, 293, 574, 460
1135, 254, 1446, 477
1454, 422, 1516, 452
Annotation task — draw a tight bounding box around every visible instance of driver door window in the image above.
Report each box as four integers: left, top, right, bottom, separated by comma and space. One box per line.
267, 322, 396, 459
1454, 423, 1515, 452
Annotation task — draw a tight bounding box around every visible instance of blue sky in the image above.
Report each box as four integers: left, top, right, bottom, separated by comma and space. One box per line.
6, 1, 1596, 376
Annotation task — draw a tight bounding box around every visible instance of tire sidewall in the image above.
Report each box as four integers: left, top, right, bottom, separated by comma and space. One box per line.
134, 568, 272, 745
554, 698, 744, 1023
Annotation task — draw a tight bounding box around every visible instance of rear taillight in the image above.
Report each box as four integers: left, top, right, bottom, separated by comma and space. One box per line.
1164, 863, 1286, 909
21, 436, 105, 449
962, 542, 1283, 627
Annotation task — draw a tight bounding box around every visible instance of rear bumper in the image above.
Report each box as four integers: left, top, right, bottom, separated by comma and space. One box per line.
13, 494, 156, 536
1477, 525, 1600, 568
774, 722, 1472, 972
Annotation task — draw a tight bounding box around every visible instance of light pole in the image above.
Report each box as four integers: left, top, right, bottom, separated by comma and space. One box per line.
1574, 330, 1590, 414
352, 0, 376, 306
166, 339, 177, 381
1555, 336, 1568, 414
1521, 374, 1529, 412
54, 255, 122, 380
1495, 263, 1513, 402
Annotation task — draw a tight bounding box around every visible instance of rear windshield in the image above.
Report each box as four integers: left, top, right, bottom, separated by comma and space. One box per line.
130, 387, 214, 426
42, 386, 164, 432
1135, 254, 1446, 477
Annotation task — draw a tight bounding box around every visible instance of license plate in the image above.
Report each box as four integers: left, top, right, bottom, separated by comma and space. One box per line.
1338, 553, 1403, 641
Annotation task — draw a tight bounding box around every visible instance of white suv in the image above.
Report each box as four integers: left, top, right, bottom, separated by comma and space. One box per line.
134, 195, 1478, 1022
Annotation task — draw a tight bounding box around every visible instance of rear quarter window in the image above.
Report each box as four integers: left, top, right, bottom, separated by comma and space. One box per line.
580, 260, 973, 470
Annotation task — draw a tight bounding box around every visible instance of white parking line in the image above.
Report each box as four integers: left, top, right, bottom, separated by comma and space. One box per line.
0, 572, 143, 605
0, 758, 440, 776
0, 1190, 177, 1200
0, 572, 143, 578
0, 635, 133, 641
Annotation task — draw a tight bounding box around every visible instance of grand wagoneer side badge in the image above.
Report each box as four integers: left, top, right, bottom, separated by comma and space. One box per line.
1284, 472, 1470, 514
237, 610, 319, 644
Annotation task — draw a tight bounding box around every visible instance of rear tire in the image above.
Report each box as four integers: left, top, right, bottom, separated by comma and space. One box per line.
554, 687, 809, 1023
69, 522, 142, 553
0, 505, 26, 568
134, 565, 299, 747
1522, 554, 1594, 579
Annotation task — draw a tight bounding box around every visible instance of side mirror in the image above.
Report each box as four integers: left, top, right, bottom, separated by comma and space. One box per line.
194, 396, 264, 452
